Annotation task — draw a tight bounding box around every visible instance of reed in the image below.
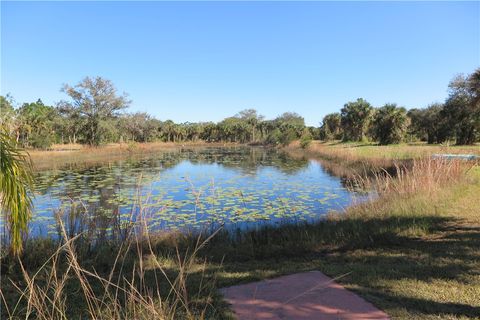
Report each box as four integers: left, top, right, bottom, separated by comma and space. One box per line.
1, 219, 220, 320
2, 151, 478, 319
354, 157, 471, 197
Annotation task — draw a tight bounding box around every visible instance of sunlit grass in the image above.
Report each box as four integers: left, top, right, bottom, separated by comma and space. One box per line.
2, 148, 479, 319
28, 141, 240, 171
289, 140, 480, 164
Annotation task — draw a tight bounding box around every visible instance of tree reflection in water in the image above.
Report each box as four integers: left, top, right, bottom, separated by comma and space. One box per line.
21, 147, 369, 241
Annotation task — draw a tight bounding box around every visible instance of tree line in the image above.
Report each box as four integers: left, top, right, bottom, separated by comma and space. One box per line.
0, 77, 316, 148
320, 68, 480, 145
1, 68, 479, 149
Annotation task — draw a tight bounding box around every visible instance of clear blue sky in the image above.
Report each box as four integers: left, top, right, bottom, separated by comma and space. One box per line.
1, 1, 479, 126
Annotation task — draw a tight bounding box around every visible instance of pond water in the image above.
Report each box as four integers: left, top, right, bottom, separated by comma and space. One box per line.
16, 147, 368, 239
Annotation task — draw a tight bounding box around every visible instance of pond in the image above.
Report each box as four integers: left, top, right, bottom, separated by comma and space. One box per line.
13, 147, 369, 240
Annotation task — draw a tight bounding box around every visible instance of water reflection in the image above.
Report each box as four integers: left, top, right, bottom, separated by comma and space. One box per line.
17, 147, 368, 240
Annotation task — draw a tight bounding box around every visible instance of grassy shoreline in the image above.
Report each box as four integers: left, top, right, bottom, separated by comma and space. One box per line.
2, 142, 479, 319
26, 140, 480, 171
27, 141, 245, 171
285, 140, 480, 166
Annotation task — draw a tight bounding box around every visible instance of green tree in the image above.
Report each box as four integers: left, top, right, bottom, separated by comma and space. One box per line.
185, 122, 205, 142
236, 109, 264, 143
99, 118, 121, 143
320, 113, 342, 140
160, 120, 176, 142
441, 70, 480, 145
218, 117, 249, 142
173, 123, 187, 142
269, 112, 305, 145
257, 120, 276, 142
307, 126, 321, 140
59, 77, 130, 146
406, 108, 426, 141
56, 105, 84, 144
121, 112, 158, 142
274, 112, 305, 127
0, 95, 14, 114
340, 98, 374, 141
299, 127, 313, 148
371, 104, 409, 145
200, 122, 219, 142
17, 99, 58, 149
408, 104, 448, 144
0, 95, 20, 140
469, 68, 480, 108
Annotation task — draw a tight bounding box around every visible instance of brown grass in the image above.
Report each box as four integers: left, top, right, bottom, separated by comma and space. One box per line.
4, 144, 479, 319
28, 141, 242, 171
1, 220, 221, 320
358, 157, 472, 197
285, 140, 480, 170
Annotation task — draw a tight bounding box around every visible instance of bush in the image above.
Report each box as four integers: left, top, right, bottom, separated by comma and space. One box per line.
300, 137, 312, 149
300, 130, 312, 149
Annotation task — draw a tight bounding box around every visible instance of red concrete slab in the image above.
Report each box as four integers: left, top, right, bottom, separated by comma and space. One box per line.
221, 271, 389, 320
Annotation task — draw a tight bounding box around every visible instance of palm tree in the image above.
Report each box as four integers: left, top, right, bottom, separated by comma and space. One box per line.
0, 129, 34, 255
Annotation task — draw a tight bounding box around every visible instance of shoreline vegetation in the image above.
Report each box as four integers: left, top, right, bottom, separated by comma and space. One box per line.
1, 5, 478, 317
27, 139, 480, 182
2, 69, 479, 155
26, 139, 480, 171
27, 141, 246, 171
286, 140, 480, 165
1, 141, 479, 319
1, 67, 479, 320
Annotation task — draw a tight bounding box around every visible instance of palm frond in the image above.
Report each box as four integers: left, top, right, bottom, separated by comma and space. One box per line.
0, 129, 34, 255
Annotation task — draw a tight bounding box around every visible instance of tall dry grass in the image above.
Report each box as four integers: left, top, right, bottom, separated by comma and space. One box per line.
356, 158, 473, 197
1, 219, 221, 320
285, 141, 396, 168
336, 157, 476, 231
286, 140, 480, 171
2, 151, 476, 319
28, 141, 240, 171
